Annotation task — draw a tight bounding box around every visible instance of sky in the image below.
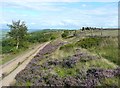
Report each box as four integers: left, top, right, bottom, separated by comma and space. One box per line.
0, 0, 119, 30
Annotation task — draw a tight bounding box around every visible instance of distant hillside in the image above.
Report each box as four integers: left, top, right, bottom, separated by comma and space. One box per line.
0, 30, 8, 40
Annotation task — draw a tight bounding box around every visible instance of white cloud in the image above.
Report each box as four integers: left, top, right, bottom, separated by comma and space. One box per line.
0, 1, 118, 29
30, 22, 36, 25
0, 19, 11, 24
82, 4, 86, 7
0, 0, 119, 2
2, 2, 64, 11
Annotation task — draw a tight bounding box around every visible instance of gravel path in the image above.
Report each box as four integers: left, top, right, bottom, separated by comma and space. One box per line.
0, 42, 49, 87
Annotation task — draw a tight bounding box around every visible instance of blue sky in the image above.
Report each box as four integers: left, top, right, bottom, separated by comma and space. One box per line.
0, 0, 118, 30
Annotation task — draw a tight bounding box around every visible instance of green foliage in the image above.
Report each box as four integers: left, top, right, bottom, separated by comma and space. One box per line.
75, 37, 102, 49
7, 20, 28, 49
26, 30, 58, 43
2, 37, 30, 54
100, 77, 119, 86
61, 30, 69, 38
89, 37, 119, 65
10, 47, 20, 54
59, 43, 74, 51
50, 35, 56, 40
2, 29, 59, 54
54, 66, 77, 77
2, 38, 15, 53
26, 81, 31, 86
0, 42, 2, 54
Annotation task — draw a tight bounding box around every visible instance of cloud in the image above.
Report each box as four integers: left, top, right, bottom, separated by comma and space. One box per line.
30, 22, 36, 25
82, 4, 86, 7
1, 2, 118, 29
0, 0, 119, 2
2, 2, 64, 12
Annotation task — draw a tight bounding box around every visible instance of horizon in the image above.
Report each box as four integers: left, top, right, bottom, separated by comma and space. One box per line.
0, 1, 118, 30
1, 27, 118, 33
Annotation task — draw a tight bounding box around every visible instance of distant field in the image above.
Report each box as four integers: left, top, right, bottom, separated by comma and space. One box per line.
76, 30, 118, 37
92, 30, 118, 36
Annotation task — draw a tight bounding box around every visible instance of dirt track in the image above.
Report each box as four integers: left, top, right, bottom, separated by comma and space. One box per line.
0, 42, 49, 87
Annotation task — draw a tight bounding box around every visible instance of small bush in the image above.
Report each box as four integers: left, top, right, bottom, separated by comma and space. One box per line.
50, 35, 56, 40
61, 30, 69, 38
59, 43, 74, 51
75, 38, 102, 49
26, 81, 31, 86
11, 47, 20, 54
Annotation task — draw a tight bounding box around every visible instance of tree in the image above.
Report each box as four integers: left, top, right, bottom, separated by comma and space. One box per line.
82, 27, 84, 31
85, 27, 90, 30
7, 20, 28, 49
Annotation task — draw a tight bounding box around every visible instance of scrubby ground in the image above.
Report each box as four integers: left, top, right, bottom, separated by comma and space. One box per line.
14, 39, 120, 87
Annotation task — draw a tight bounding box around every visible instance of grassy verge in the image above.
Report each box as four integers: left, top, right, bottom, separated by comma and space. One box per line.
88, 37, 118, 65
0, 43, 40, 65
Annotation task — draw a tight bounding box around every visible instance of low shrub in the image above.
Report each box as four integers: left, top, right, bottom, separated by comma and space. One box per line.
50, 35, 56, 40
75, 38, 102, 49
59, 43, 74, 51
61, 30, 69, 38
